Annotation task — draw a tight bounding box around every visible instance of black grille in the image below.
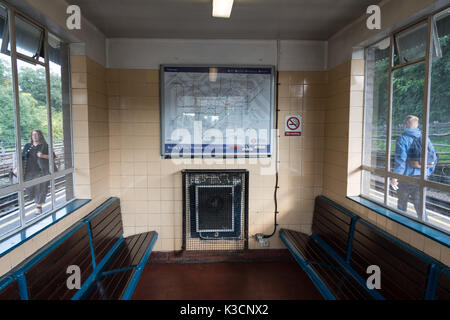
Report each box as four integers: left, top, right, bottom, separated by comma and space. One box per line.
182, 170, 248, 253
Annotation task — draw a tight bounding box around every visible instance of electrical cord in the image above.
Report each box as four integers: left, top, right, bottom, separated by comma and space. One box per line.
263, 68, 280, 239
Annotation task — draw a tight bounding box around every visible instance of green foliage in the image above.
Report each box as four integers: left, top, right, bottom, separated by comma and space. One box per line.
373, 35, 450, 129
0, 57, 63, 147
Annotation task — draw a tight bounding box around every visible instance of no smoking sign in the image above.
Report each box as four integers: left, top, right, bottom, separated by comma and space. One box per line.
285, 115, 302, 136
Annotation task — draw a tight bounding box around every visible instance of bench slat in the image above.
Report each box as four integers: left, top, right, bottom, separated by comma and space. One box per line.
24, 223, 93, 300
89, 200, 123, 263
0, 277, 21, 300
87, 270, 135, 300
435, 270, 450, 300
312, 213, 349, 258
281, 229, 373, 300
309, 264, 373, 300
105, 232, 157, 272
350, 220, 431, 300
312, 198, 353, 260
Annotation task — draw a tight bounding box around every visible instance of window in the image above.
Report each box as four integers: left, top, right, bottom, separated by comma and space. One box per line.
0, 3, 74, 240
362, 8, 450, 234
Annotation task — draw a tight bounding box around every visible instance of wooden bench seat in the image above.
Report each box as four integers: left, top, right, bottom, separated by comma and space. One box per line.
0, 274, 21, 300
281, 229, 373, 300
15, 222, 94, 300
350, 219, 434, 300
83, 232, 158, 300
0, 197, 158, 300
85, 270, 136, 300
79, 198, 158, 300
103, 232, 158, 272
281, 195, 448, 300
435, 268, 450, 300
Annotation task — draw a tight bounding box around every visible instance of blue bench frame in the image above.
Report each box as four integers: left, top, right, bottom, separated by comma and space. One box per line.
0, 197, 158, 300
280, 195, 448, 300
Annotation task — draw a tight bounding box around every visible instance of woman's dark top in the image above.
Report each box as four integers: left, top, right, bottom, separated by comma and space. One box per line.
22, 143, 49, 179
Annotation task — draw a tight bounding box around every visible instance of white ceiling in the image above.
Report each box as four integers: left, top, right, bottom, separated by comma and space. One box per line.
70, 0, 382, 40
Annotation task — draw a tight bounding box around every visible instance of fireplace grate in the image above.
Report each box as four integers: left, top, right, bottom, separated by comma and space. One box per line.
182, 170, 248, 253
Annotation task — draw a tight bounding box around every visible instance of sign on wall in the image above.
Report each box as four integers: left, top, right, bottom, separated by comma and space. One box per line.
160, 65, 275, 157
285, 115, 302, 136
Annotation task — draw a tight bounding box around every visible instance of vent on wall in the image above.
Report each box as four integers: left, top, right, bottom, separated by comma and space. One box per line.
182, 170, 248, 253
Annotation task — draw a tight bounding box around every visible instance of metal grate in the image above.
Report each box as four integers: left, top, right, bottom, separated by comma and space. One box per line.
182, 170, 248, 253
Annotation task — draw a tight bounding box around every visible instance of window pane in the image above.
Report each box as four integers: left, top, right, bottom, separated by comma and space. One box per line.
14, 16, 43, 58
0, 5, 7, 49
429, 10, 450, 186
362, 170, 385, 203
387, 176, 423, 220
390, 62, 425, 178
0, 10, 17, 189
17, 58, 51, 182
394, 23, 428, 66
54, 173, 74, 209
0, 192, 20, 237
24, 179, 52, 223
363, 38, 390, 169
425, 187, 450, 233
49, 34, 72, 171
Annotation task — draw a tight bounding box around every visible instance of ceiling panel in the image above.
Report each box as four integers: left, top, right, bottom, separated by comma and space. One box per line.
70, 0, 383, 40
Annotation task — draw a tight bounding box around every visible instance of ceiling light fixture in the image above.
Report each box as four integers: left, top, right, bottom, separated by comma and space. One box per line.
212, 0, 234, 18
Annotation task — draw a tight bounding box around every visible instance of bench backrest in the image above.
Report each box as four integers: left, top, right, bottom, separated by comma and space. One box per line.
0, 275, 21, 300
84, 198, 123, 265
350, 219, 433, 300
435, 268, 450, 300
21, 222, 94, 300
312, 196, 355, 261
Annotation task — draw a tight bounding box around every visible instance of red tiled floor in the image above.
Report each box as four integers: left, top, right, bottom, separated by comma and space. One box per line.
132, 261, 323, 300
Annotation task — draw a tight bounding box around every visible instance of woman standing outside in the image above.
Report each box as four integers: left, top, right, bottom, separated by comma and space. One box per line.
13, 130, 50, 214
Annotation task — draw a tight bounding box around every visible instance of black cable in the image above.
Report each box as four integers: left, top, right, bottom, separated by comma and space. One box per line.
263, 70, 280, 239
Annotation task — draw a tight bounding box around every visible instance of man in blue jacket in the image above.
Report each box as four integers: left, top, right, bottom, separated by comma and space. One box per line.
390, 115, 437, 220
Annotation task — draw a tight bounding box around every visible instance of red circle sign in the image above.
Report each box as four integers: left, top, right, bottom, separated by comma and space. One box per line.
286, 117, 300, 131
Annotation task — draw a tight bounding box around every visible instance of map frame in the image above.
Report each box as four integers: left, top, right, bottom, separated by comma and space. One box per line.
160, 64, 276, 158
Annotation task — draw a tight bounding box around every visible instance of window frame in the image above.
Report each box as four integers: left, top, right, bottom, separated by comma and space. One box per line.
361, 6, 450, 234
0, 1, 75, 242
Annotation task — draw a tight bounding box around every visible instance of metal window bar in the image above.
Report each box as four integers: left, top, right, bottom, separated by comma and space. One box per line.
8, 6, 26, 230
44, 29, 55, 211
362, 165, 450, 194
384, 35, 395, 206
420, 16, 434, 223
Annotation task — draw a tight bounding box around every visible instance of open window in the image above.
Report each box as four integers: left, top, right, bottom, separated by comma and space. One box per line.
14, 15, 44, 60
394, 22, 428, 66
0, 4, 8, 54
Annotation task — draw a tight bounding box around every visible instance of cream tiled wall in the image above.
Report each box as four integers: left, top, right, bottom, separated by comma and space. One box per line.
106, 69, 327, 252
72, 56, 110, 201
323, 60, 450, 266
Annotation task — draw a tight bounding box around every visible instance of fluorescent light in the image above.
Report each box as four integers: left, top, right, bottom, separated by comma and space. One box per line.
212, 0, 234, 18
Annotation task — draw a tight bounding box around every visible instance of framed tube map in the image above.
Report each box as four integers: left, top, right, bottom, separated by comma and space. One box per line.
160, 65, 275, 157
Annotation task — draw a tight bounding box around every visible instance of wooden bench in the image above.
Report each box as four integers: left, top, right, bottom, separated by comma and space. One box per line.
78, 199, 157, 300
434, 268, 450, 300
0, 197, 158, 300
0, 273, 21, 300
280, 196, 449, 300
